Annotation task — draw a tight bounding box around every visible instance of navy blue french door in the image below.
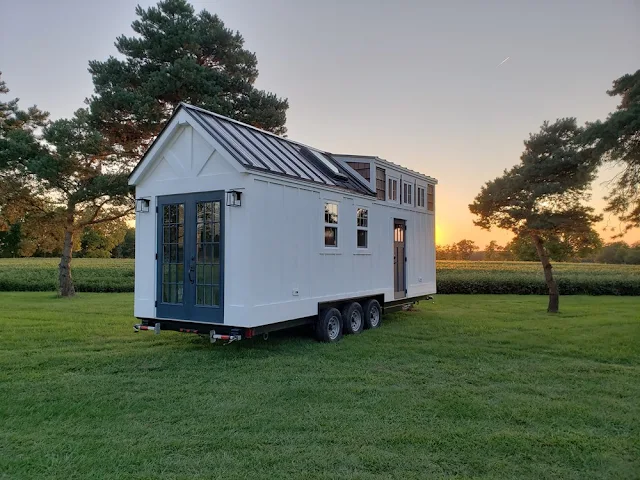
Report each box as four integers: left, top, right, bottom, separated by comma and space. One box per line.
156, 191, 225, 323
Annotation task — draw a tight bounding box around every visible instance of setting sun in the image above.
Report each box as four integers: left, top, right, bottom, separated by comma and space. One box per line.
435, 222, 446, 245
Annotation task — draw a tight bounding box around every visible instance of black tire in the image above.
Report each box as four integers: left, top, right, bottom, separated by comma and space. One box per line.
341, 302, 364, 335
362, 299, 382, 329
315, 308, 343, 342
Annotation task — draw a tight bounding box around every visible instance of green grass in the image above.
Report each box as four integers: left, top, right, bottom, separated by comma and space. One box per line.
1, 258, 639, 295
0, 293, 638, 479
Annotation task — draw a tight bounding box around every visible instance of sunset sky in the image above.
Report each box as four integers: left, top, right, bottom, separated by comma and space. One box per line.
2, 0, 639, 247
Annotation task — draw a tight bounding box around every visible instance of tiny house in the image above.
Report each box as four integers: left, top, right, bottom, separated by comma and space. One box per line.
130, 103, 437, 342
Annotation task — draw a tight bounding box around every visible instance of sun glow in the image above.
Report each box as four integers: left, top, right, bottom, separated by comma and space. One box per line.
435, 222, 446, 245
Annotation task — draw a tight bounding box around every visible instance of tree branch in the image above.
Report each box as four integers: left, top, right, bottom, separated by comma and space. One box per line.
83, 197, 111, 225
84, 208, 134, 226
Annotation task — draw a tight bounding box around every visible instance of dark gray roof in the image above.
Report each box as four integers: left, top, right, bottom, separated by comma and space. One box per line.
181, 103, 375, 196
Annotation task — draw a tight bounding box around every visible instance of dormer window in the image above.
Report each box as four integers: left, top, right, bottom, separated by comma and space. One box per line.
403, 183, 412, 205
388, 178, 398, 201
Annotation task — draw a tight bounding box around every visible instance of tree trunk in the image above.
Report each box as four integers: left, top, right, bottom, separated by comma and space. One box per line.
531, 234, 559, 313
58, 210, 76, 297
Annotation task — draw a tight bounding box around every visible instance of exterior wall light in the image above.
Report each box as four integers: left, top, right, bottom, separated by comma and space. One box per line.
226, 190, 242, 207
135, 198, 150, 213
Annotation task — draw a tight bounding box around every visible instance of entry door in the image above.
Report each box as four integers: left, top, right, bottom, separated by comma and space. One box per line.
156, 191, 225, 323
394, 220, 406, 299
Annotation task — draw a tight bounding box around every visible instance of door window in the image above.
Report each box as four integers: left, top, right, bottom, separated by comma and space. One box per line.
195, 201, 222, 306
161, 204, 184, 304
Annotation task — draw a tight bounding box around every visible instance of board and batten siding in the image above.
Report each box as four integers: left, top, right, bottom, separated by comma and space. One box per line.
243, 173, 436, 327
131, 110, 436, 328
132, 121, 251, 323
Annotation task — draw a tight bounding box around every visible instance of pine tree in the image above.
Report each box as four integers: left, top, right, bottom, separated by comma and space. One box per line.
88, 0, 288, 161
582, 70, 640, 234
470, 119, 601, 312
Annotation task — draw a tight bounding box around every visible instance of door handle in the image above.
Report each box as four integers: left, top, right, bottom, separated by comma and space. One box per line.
188, 257, 195, 284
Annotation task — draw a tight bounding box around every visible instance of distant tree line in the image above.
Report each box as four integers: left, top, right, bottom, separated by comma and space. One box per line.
438, 236, 640, 264
0, 222, 134, 258
436, 240, 482, 260
594, 242, 640, 264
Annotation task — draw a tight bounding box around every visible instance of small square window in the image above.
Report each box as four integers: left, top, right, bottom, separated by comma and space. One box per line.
325, 227, 337, 247
357, 229, 368, 249
324, 202, 338, 224
356, 208, 368, 227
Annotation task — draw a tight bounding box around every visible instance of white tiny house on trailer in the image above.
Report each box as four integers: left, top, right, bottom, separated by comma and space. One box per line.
130, 103, 437, 342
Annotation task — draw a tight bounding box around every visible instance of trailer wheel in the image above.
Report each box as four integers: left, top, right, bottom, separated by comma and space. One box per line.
362, 299, 382, 329
341, 302, 364, 335
315, 308, 343, 342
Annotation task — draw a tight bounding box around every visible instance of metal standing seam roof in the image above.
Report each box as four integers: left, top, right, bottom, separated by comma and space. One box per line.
181, 103, 376, 196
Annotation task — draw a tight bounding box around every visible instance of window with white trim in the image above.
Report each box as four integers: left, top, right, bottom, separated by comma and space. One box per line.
388, 178, 398, 201
403, 183, 412, 205
356, 208, 368, 249
324, 202, 338, 247
417, 187, 425, 207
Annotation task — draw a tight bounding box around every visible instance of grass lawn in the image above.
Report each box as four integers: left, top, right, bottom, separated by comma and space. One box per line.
0, 294, 638, 479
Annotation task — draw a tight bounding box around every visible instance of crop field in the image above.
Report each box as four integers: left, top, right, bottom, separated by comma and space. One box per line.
437, 261, 640, 295
0, 293, 638, 479
1, 258, 639, 295
0, 258, 135, 292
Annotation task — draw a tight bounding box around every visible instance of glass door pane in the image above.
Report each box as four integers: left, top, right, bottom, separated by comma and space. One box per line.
161, 203, 184, 304
195, 201, 221, 307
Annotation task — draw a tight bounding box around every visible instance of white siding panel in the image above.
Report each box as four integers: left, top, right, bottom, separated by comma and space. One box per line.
133, 119, 436, 328
243, 176, 436, 326
133, 195, 156, 319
